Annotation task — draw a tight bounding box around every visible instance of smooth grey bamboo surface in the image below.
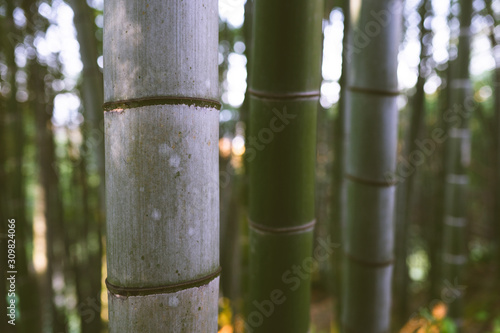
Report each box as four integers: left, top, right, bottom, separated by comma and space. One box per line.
104, 0, 219, 331
342, 1, 402, 332
108, 278, 219, 332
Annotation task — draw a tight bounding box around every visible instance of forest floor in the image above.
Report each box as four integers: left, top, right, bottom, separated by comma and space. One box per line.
307, 261, 500, 333
222, 262, 500, 333
310, 290, 334, 332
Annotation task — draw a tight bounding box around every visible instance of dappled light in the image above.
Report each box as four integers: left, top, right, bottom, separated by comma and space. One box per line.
1, 0, 499, 332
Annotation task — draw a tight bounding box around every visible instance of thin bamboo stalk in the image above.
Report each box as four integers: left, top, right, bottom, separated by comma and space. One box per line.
441, 0, 473, 329
332, 0, 350, 325
394, 0, 431, 325
3, 3, 42, 331
67, 1, 105, 331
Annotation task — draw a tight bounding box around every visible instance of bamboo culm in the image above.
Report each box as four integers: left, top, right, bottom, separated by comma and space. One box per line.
441, 0, 473, 329
342, 1, 402, 332
104, 1, 220, 331
247, 0, 323, 332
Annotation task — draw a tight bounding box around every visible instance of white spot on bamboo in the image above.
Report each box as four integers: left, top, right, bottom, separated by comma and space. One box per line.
152, 209, 161, 221
167, 296, 179, 307
158, 143, 169, 155
169, 155, 181, 168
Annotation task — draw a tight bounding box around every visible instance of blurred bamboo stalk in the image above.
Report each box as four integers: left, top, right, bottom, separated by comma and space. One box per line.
331, 0, 349, 326
441, 0, 473, 330
394, 0, 432, 326
67, 1, 105, 331
342, 0, 402, 331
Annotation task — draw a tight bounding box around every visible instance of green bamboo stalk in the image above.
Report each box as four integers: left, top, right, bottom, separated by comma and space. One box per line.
22, 0, 67, 330
32, 63, 68, 333
103, 1, 220, 331
394, 0, 431, 325
332, 0, 350, 325
494, 27, 500, 276
496, 74, 500, 276
428, 63, 452, 300
247, 1, 322, 332
68, 0, 105, 205
3, 3, 43, 331
67, 1, 104, 331
0, 42, 7, 333
441, 0, 473, 329
342, 1, 402, 332
485, 0, 500, 279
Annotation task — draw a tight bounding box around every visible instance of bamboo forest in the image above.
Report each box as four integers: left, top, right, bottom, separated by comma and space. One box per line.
1, 0, 500, 332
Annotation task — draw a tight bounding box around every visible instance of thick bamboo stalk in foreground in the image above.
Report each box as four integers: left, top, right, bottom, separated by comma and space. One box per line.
441, 0, 472, 329
342, 1, 402, 332
247, 0, 322, 332
104, 1, 219, 331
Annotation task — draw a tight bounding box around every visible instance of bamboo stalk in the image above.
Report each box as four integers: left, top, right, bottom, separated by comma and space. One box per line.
3, 3, 43, 331
342, 1, 402, 332
441, 0, 473, 329
103, 1, 220, 331
332, 0, 350, 325
247, 0, 323, 332
485, 0, 500, 281
67, 2, 105, 331
394, 0, 431, 325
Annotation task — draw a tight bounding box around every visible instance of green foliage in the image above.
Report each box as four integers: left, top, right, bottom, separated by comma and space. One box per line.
492, 317, 500, 333
440, 318, 457, 333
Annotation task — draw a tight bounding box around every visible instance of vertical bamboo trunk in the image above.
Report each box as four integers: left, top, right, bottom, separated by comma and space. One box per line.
32, 64, 67, 333
0, 87, 6, 333
441, 0, 472, 329
68, 0, 105, 203
428, 64, 452, 299
486, 0, 500, 277
3, 4, 41, 331
394, 0, 430, 325
247, 1, 322, 332
332, 0, 350, 324
103, 1, 219, 331
342, 1, 402, 332
314, 23, 332, 291
68, 1, 104, 331
495, 37, 500, 274
496, 71, 500, 274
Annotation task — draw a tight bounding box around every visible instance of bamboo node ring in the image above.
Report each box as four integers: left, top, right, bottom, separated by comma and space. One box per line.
105, 267, 222, 297
103, 96, 222, 112
248, 218, 316, 235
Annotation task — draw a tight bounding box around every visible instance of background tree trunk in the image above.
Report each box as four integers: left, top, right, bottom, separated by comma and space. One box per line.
485, 0, 500, 282
103, 1, 220, 331
0, 53, 7, 333
394, 0, 431, 325
68, 1, 105, 331
332, 0, 350, 326
32, 62, 67, 333
2, 3, 43, 331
